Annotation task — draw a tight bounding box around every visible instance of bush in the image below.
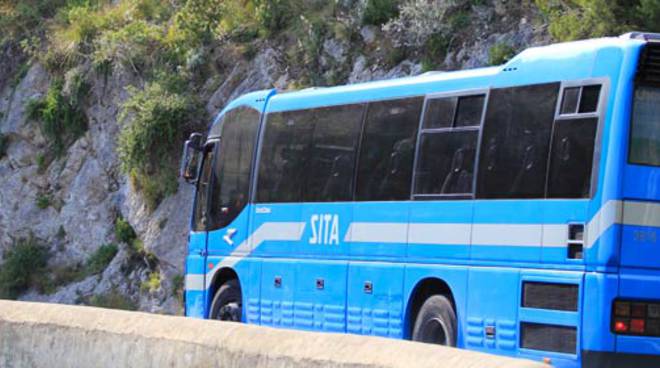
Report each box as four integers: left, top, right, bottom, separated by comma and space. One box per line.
118, 81, 199, 210
93, 19, 166, 74
86, 243, 118, 275
0, 237, 50, 299
88, 290, 137, 310
533, 0, 660, 41
35, 194, 51, 209
26, 78, 88, 157
141, 271, 161, 293
488, 42, 516, 66
115, 216, 136, 245
421, 32, 450, 71
255, 0, 296, 36
0, 0, 67, 43
363, 0, 400, 26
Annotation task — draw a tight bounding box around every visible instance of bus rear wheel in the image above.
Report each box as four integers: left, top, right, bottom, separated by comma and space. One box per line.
412, 295, 457, 346
209, 279, 242, 322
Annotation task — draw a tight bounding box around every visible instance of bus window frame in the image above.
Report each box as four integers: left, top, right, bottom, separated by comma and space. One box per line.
411, 88, 490, 200
192, 139, 219, 232
549, 78, 609, 199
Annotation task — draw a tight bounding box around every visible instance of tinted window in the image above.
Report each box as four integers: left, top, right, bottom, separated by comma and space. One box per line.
414, 130, 478, 195
578, 85, 601, 113
423, 97, 455, 129
257, 109, 314, 203
477, 83, 559, 198
547, 118, 597, 198
560, 87, 579, 115
414, 93, 484, 197
356, 97, 422, 201
193, 146, 215, 232
209, 107, 260, 230
629, 87, 660, 166
455, 95, 485, 127
305, 104, 364, 202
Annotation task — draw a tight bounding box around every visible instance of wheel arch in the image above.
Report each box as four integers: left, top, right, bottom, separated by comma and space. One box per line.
404, 277, 457, 339
207, 267, 242, 315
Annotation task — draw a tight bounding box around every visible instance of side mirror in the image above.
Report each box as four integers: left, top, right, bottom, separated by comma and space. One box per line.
180, 133, 203, 183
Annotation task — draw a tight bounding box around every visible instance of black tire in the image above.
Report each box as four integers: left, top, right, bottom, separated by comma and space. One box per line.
411, 295, 457, 346
209, 279, 242, 322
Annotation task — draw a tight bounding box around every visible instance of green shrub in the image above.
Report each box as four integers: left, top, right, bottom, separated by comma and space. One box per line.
0, 0, 67, 43
26, 79, 88, 157
35, 194, 52, 209
363, 0, 400, 26
255, 0, 296, 36
115, 216, 136, 245
0, 237, 50, 299
533, 0, 660, 41
86, 243, 118, 275
88, 290, 137, 310
421, 32, 449, 72
141, 271, 161, 293
118, 80, 199, 210
488, 42, 517, 66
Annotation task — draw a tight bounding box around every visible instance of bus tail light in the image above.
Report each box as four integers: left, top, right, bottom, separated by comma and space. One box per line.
612, 300, 660, 337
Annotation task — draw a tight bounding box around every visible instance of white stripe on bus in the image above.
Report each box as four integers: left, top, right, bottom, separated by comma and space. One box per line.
204, 222, 306, 289
187, 200, 660, 291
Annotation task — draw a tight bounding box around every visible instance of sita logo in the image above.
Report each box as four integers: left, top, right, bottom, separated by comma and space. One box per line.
309, 214, 340, 245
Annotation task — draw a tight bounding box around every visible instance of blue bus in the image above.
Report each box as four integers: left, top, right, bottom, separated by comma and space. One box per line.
180, 33, 660, 367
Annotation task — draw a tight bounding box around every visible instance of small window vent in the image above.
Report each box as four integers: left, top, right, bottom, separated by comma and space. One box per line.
636, 43, 660, 87
522, 282, 579, 311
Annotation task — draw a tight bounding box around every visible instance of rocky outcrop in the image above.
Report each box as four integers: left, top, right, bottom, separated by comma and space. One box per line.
0, 1, 549, 313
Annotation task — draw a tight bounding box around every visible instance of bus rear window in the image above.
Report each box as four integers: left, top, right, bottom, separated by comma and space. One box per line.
630, 87, 660, 166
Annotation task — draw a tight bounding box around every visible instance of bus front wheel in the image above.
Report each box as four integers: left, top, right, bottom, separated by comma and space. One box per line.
411, 295, 457, 346
209, 279, 242, 322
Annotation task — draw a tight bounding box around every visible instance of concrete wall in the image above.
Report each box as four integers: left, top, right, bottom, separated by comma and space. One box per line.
0, 300, 548, 368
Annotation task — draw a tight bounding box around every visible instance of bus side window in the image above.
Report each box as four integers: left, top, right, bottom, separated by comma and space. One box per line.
414, 94, 483, 197
355, 97, 423, 201
305, 104, 364, 202
209, 108, 260, 229
477, 83, 559, 199
546, 118, 598, 198
257, 110, 314, 203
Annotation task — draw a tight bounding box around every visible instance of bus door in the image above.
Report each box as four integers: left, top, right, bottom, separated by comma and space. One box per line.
205, 94, 273, 321
186, 141, 216, 317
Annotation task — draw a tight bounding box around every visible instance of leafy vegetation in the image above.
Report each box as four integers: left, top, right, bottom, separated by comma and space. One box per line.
35, 194, 52, 209
38, 243, 118, 294
118, 81, 200, 210
536, 0, 660, 41
88, 289, 137, 310
115, 216, 136, 245
0, 236, 50, 299
363, 0, 400, 26
488, 42, 517, 66
86, 243, 118, 275
141, 271, 161, 293
26, 78, 88, 157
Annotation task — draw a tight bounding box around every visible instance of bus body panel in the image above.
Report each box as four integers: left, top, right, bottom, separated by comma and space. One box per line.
183, 36, 660, 367
347, 261, 405, 338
